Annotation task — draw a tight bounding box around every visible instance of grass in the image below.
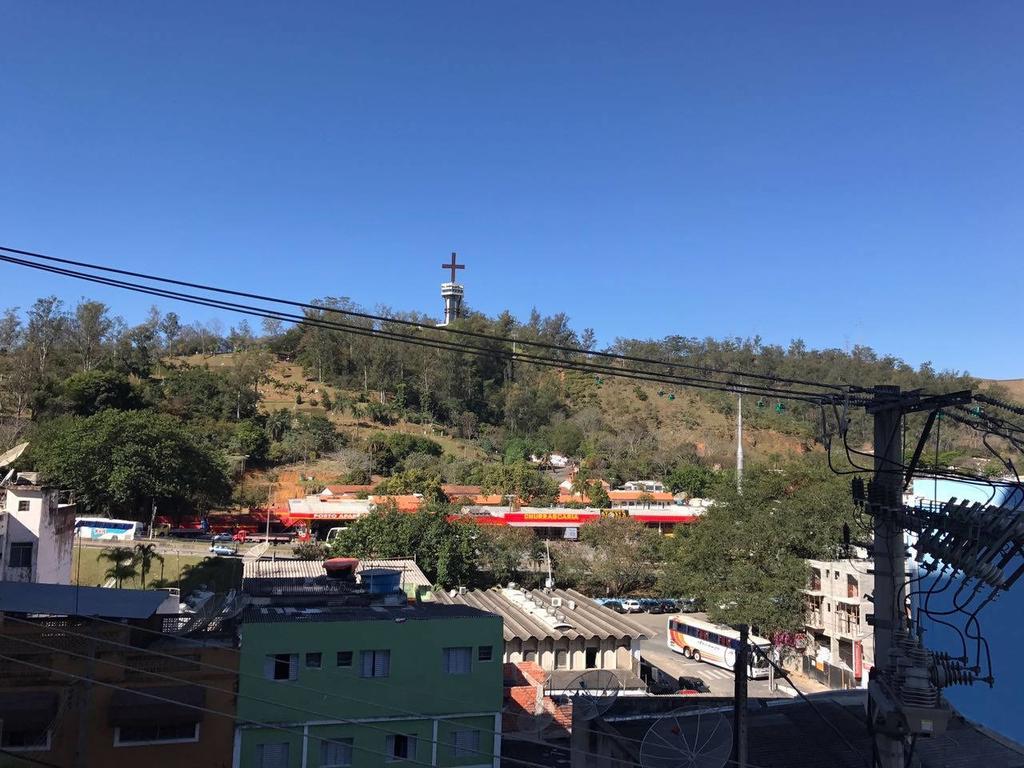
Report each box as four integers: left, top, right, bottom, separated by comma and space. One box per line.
72, 544, 242, 594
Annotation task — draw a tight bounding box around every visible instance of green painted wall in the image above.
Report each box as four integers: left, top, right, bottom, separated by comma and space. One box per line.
237, 612, 503, 767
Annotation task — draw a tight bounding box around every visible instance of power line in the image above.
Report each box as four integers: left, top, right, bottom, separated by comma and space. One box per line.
0, 244, 848, 393
0, 251, 847, 405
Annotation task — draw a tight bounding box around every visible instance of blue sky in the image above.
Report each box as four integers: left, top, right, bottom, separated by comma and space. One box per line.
1, 3, 1022, 378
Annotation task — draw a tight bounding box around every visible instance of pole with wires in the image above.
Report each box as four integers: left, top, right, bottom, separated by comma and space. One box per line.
737, 393, 744, 494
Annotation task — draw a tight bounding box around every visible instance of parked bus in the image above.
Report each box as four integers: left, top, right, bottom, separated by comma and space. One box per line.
666, 615, 772, 679
74, 517, 139, 541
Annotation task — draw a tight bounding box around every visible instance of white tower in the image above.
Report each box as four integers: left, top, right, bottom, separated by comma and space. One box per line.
439, 252, 465, 327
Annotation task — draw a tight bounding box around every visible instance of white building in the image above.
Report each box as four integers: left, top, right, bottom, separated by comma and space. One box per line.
621, 480, 665, 493
0, 473, 76, 585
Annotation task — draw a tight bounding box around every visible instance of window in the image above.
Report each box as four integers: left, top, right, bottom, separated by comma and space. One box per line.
1, 727, 50, 751
452, 729, 480, 758
523, 650, 536, 663
8, 543, 32, 569
360, 649, 390, 678
585, 647, 598, 669
555, 649, 568, 669
115, 722, 199, 745
306, 652, 322, 669
337, 650, 353, 667
386, 734, 416, 762
265, 653, 298, 681
443, 647, 471, 675
256, 742, 290, 768
320, 738, 353, 767
478, 645, 493, 662
17, 500, 30, 512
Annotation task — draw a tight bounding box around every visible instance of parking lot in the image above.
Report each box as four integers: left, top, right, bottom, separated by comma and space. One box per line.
628, 611, 800, 699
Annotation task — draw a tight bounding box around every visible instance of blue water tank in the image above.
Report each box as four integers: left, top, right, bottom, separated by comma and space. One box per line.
360, 568, 402, 594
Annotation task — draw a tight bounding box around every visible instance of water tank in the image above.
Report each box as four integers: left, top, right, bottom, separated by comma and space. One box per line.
323, 558, 359, 582
360, 568, 401, 594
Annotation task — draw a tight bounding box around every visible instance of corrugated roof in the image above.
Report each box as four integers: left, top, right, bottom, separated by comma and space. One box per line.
0, 582, 166, 619
242, 557, 432, 595
435, 587, 650, 642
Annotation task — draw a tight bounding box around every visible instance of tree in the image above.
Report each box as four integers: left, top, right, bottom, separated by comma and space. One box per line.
476, 526, 535, 586
133, 542, 164, 589
99, 546, 137, 588
666, 464, 714, 497
658, 459, 860, 634
580, 516, 661, 595
59, 370, 143, 416
71, 300, 114, 371
30, 410, 231, 518
25, 296, 68, 376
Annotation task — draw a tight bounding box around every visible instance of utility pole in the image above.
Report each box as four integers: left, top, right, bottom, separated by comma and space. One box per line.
736, 394, 744, 494
732, 624, 749, 768
869, 386, 906, 768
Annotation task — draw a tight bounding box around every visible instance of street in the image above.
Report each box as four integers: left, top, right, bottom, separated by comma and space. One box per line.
630, 611, 800, 699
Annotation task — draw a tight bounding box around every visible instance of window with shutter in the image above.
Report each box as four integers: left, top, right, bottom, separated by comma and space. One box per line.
360, 649, 390, 678
266, 653, 298, 680
478, 645, 493, 662
386, 734, 416, 761
320, 738, 353, 767
452, 729, 480, 757
256, 741, 289, 768
443, 647, 471, 675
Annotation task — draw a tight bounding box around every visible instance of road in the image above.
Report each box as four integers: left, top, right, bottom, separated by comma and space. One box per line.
630, 611, 796, 699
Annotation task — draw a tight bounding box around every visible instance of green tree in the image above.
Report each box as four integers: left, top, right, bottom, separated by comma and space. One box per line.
658, 459, 860, 634
29, 410, 231, 518
133, 542, 164, 589
99, 546, 137, 588
476, 526, 535, 586
665, 463, 714, 497
580, 516, 661, 595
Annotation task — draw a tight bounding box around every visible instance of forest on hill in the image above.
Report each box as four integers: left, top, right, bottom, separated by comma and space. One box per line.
0, 293, 1008, 522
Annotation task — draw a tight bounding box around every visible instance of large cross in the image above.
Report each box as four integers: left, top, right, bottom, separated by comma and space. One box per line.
441, 252, 465, 283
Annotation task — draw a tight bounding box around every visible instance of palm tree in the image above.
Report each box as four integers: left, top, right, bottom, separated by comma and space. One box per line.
133, 543, 165, 589
99, 546, 137, 588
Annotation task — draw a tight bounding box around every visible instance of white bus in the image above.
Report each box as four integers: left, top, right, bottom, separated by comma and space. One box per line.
74, 517, 139, 541
667, 615, 773, 679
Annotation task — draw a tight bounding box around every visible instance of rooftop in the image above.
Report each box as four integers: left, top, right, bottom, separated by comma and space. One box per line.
242, 557, 432, 596
241, 602, 494, 624
435, 587, 650, 642
0, 581, 167, 619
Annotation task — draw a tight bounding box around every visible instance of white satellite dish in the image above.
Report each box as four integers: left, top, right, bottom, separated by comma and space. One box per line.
0, 442, 28, 469
640, 709, 733, 768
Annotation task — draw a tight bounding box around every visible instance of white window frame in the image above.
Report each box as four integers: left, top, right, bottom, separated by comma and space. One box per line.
320, 737, 354, 767
386, 734, 417, 762
113, 722, 200, 747
443, 646, 472, 675
452, 729, 481, 758
360, 649, 390, 678
1, 727, 52, 752
265, 653, 299, 681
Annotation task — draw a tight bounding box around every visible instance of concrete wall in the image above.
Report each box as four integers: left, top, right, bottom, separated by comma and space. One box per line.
1, 487, 74, 585
503, 637, 631, 673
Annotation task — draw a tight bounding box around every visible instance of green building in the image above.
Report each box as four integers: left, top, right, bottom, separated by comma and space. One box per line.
235, 603, 504, 768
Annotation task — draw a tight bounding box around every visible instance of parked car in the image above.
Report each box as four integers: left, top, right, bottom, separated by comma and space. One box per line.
678, 676, 711, 694
651, 599, 678, 614
621, 598, 643, 614
209, 543, 238, 557
675, 597, 700, 613
211, 533, 233, 542
604, 600, 625, 613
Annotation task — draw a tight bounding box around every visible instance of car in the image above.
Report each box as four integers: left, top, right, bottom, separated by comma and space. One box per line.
650, 599, 678, 614
211, 533, 233, 542
675, 597, 700, 613
209, 543, 238, 557
621, 599, 643, 613
603, 600, 625, 613
677, 675, 711, 694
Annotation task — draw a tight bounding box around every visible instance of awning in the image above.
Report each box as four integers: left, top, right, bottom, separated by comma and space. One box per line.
0, 690, 59, 730
108, 685, 205, 726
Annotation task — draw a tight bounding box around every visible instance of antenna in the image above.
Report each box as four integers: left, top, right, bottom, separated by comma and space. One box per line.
565, 669, 622, 721
640, 709, 733, 768
0, 441, 28, 471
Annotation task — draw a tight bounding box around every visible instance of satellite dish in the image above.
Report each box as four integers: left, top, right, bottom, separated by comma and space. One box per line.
640, 710, 732, 768
0, 442, 28, 469
566, 669, 622, 720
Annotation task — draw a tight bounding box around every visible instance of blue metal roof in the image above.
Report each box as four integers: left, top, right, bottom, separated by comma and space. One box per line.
0, 581, 166, 618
